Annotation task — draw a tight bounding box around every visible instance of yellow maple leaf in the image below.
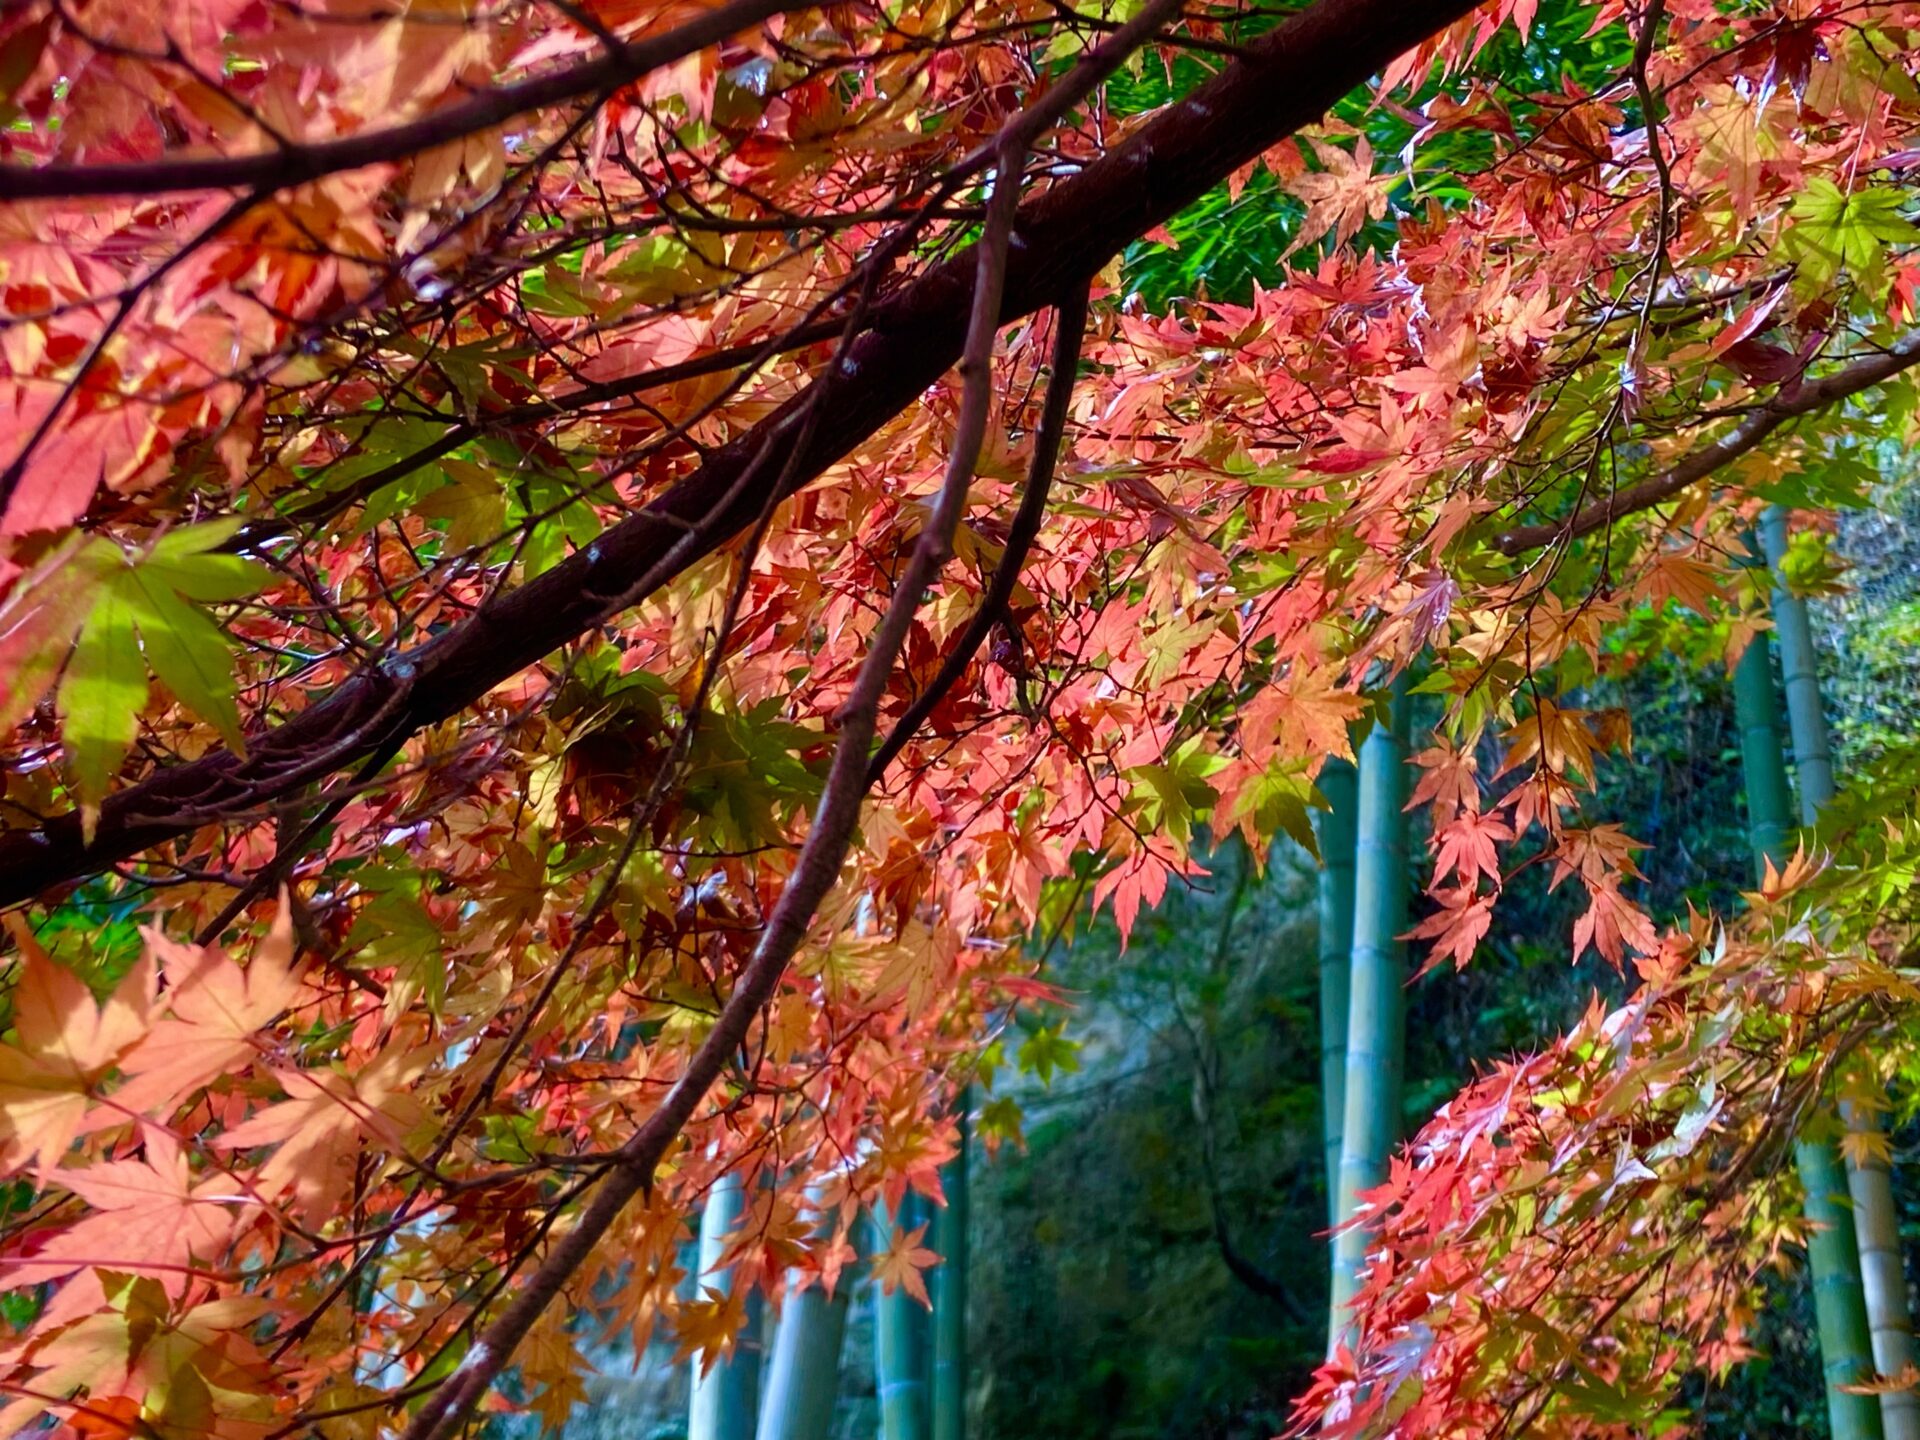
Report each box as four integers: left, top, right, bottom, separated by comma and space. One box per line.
674, 1282, 750, 1377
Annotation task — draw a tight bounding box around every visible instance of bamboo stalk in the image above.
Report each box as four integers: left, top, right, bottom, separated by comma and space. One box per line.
1316, 759, 1360, 1235
932, 1097, 970, 1440
759, 1186, 858, 1440
1762, 506, 1919, 1440
690, 1174, 766, 1440
1329, 678, 1411, 1352
1733, 628, 1884, 1440
1799, 1136, 1890, 1440
1733, 635, 1797, 873
1848, 1095, 1920, 1440
1760, 508, 1838, 817
872, 1195, 931, 1440
757, 1284, 847, 1440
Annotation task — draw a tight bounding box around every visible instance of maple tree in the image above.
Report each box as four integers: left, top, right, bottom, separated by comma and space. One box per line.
3, 0, 1920, 1435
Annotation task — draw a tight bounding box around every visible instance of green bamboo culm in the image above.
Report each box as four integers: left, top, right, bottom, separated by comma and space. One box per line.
931, 1096, 971, 1440
871, 1194, 932, 1440
1844, 1091, 1920, 1440
758, 1186, 858, 1440
1732, 625, 1884, 1440
1760, 508, 1837, 813
1732, 634, 1797, 874
1315, 758, 1360, 1234
1801, 1137, 1894, 1440
1762, 506, 1920, 1440
689, 1173, 765, 1440
1328, 675, 1411, 1354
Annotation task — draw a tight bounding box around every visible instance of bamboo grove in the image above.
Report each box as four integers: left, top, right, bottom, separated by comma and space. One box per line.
2, 0, 1920, 1437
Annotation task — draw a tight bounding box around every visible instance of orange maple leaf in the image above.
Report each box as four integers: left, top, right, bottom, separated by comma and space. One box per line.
870, 1221, 939, 1308
4, 1131, 242, 1298
214, 1047, 426, 1226
1638, 550, 1725, 617
0, 920, 152, 1173
1750, 843, 1821, 903
1841, 1363, 1920, 1396
1430, 809, 1512, 889
1240, 667, 1365, 766
1571, 880, 1659, 967
1548, 824, 1648, 890
1498, 699, 1599, 787
1409, 743, 1480, 821
1284, 137, 1395, 255
1409, 888, 1496, 973
113, 906, 303, 1115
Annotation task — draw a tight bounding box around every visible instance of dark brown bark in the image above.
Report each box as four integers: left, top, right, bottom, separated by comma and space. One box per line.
0, 0, 1483, 907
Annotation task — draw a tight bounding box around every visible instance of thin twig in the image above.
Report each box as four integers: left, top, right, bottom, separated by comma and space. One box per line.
0, 0, 815, 201
868, 282, 1091, 783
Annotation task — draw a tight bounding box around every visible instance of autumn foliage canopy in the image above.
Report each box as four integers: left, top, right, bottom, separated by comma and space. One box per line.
2, 0, 1920, 1435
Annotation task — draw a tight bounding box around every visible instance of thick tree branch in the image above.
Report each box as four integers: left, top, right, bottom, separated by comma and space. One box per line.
0, 0, 815, 201
1493, 328, 1920, 556
0, 0, 1485, 907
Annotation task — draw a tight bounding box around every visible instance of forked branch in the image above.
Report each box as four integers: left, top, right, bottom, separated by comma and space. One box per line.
868, 283, 1091, 784
387, 3, 1198, 1430
1494, 328, 1920, 556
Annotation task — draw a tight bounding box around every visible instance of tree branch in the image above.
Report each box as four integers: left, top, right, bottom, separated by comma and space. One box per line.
0, 0, 1485, 908
228, 319, 850, 550
1493, 328, 1920, 556
1213, 1221, 1307, 1319
867, 283, 1089, 784
391, 108, 1035, 1440
0, 0, 815, 201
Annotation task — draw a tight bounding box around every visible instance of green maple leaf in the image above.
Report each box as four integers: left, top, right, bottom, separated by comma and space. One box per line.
55, 521, 268, 837
1224, 758, 1320, 855
682, 702, 826, 852
1779, 177, 1920, 294
976, 1094, 1025, 1147
1016, 1021, 1081, 1087
1126, 736, 1227, 847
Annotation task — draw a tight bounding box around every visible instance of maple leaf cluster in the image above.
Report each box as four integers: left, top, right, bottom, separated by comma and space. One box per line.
0, 0, 1916, 1434
1298, 812, 1920, 1439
